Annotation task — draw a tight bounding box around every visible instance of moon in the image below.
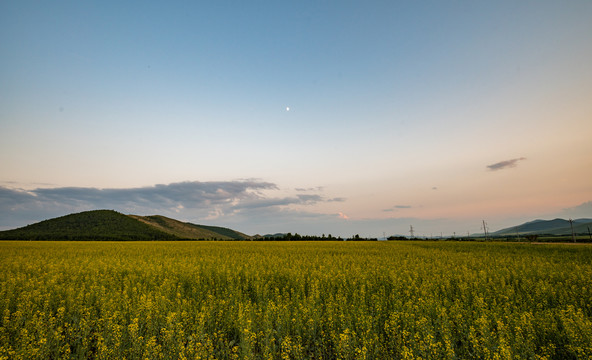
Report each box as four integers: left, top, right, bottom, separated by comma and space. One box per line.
286, 107, 290, 112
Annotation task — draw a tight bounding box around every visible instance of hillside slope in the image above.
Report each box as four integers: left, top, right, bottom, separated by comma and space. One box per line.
493, 218, 592, 236
129, 215, 251, 240
547, 221, 592, 236
0, 210, 178, 240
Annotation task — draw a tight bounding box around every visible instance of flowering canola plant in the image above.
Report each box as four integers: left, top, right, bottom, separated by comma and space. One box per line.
0, 241, 591, 359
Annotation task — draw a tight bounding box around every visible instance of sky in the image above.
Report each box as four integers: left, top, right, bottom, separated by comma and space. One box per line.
1, 1, 591, 237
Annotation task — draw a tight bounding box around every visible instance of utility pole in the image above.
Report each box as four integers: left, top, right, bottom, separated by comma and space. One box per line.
588, 226, 591, 242
482, 220, 488, 241
409, 225, 414, 239
569, 219, 576, 243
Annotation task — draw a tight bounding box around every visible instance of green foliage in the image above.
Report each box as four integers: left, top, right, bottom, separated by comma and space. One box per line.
1, 241, 591, 359
493, 218, 592, 237
0, 211, 253, 241
188, 223, 249, 240
263, 233, 379, 241
133, 215, 251, 240
0, 210, 178, 241
525, 234, 539, 242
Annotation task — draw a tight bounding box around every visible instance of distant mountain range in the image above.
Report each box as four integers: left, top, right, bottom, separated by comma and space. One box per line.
0, 210, 251, 240
491, 218, 592, 236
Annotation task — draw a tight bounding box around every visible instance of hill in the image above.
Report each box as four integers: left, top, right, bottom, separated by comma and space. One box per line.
492, 218, 592, 236
0, 210, 177, 240
0, 210, 251, 241
128, 215, 251, 240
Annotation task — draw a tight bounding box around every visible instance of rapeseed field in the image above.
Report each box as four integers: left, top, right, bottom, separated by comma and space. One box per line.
0, 241, 591, 359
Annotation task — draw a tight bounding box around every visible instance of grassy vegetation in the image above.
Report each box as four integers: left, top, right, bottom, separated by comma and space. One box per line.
0, 210, 251, 241
1, 241, 591, 359
0, 210, 177, 241
492, 218, 592, 237
469, 235, 592, 243
129, 215, 251, 240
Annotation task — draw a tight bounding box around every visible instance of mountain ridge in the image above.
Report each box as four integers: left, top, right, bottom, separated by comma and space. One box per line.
492, 218, 592, 236
0, 210, 251, 240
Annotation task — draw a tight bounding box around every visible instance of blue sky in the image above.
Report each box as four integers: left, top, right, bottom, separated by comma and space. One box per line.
1, 1, 591, 236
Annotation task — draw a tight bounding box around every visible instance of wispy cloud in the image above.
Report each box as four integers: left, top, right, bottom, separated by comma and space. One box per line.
487, 157, 526, 171
295, 187, 324, 192
383, 205, 412, 212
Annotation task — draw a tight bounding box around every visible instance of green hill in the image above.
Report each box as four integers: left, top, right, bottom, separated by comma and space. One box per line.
129, 215, 251, 240
0, 210, 251, 241
0, 210, 178, 240
492, 218, 592, 236
547, 221, 592, 236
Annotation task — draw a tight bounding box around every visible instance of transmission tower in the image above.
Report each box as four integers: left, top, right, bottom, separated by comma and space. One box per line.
409, 225, 414, 238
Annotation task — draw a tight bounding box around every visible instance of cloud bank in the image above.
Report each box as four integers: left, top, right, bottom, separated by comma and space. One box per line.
487, 157, 526, 171
0, 180, 343, 230
4, 180, 586, 237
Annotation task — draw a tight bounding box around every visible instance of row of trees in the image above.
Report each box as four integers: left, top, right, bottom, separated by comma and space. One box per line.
261, 233, 378, 241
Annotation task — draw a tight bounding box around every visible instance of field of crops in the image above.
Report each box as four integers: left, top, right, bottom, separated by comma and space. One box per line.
1, 241, 591, 359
